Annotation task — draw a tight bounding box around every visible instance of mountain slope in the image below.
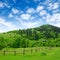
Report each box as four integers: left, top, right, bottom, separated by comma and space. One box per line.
0, 24, 60, 49
7, 24, 60, 39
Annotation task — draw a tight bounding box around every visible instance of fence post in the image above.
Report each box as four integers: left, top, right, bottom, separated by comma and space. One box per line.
23, 48, 25, 55
35, 48, 38, 52
3, 50, 6, 56
39, 48, 40, 51
14, 50, 16, 56
31, 49, 33, 53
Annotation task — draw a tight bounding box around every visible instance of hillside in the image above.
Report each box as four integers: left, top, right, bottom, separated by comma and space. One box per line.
0, 24, 60, 49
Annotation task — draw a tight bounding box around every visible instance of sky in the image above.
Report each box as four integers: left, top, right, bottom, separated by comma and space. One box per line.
0, 0, 60, 32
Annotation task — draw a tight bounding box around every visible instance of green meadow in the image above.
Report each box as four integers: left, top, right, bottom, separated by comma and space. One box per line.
0, 47, 60, 60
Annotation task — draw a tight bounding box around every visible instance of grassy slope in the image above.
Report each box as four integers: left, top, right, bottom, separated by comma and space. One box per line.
0, 47, 60, 60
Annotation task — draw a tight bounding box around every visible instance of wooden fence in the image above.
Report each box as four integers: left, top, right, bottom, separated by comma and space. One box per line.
0, 47, 53, 56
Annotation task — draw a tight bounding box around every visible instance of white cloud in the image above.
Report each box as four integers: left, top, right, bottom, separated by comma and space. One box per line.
45, 14, 51, 19
46, 13, 60, 27
0, 2, 4, 8
27, 8, 35, 14
4, 2, 10, 8
39, 10, 47, 16
36, 6, 44, 12
8, 13, 14, 18
27, 5, 44, 14
13, 0, 16, 3
46, 14, 60, 22
20, 14, 31, 20
0, 18, 17, 30
22, 21, 39, 29
18, 20, 40, 29
0, 24, 10, 33
34, 0, 41, 3
12, 8, 19, 14
0, 1, 10, 8
16, 16, 41, 29
43, 0, 52, 5
30, 16, 35, 20
48, 3, 59, 10
0, 30, 5, 33
53, 9, 59, 13
53, 3, 59, 9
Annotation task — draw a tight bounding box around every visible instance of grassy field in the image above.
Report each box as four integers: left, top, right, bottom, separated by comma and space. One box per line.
0, 47, 60, 60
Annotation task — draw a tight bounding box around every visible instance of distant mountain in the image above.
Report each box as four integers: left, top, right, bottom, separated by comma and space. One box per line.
7, 24, 60, 33
0, 24, 60, 49
7, 24, 60, 39
39, 24, 60, 33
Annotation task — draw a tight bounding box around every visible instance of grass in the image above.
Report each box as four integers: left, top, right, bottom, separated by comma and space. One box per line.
0, 47, 60, 60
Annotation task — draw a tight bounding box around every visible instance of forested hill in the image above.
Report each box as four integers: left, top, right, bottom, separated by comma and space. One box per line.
0, 24, 60, 49
7, 24, 60, 39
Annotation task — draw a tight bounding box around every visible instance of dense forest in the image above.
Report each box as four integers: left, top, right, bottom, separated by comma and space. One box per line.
0, 24, 60, 50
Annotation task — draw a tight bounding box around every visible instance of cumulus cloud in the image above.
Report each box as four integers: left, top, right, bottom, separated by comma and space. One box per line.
26, 5, 44, 14
8, 13, 14, 18
34, 0, 41, 3
43, 0, 52, 5
0, 30, 5, 33
0, 1, 10, 8
22, 21, 39, 29
0, 18, 17, 30
16, 16, 42, 29
12, 8, 19, 14
17, 19, 40, 29
39, 10, 47, 16
53, 3, 59, 9
20, 14, 31, 20
44, 13, 60, 27
4, 2, 10, 8
48, 3, 59, 10
36, 6, 44, 12
0, 2, 4, 8
27, 8, 35, 14
13, 0, 16, 3
46, 13, 60, 22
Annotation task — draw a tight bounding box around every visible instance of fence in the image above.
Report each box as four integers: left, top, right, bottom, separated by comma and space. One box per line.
0, 47, 53, 56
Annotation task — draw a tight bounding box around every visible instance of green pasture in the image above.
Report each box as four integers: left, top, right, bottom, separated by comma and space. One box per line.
0, 47, 60, 60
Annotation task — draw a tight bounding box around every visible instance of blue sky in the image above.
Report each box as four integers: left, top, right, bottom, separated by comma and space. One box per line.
0, 0, 60, 32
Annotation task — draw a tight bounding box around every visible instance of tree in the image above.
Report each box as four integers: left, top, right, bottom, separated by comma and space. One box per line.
21, 38, 30, 48
0, 37, 5, 50
12, 35, 21, 48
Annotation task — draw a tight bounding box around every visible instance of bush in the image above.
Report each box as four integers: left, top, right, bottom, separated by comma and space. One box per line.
41, 52, 47, 56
